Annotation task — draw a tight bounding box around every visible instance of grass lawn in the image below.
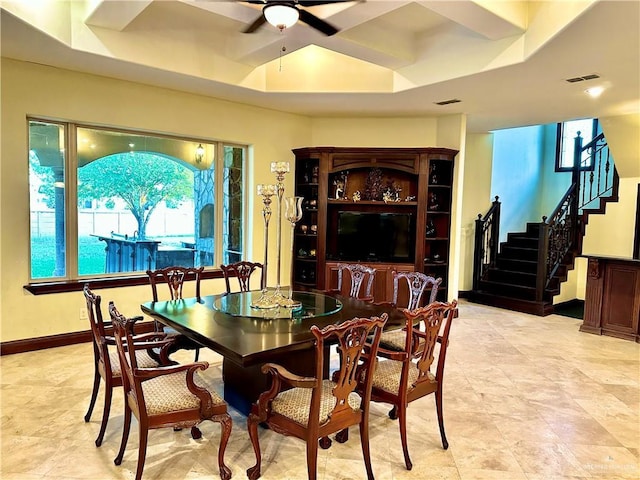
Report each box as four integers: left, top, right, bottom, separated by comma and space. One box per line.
31, 236, 106, 278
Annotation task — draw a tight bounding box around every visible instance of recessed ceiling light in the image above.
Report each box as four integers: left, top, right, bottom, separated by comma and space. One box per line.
585, 86, 604, 98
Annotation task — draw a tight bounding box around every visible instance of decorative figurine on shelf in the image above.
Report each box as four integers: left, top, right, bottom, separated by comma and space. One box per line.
426, 219, 437, 237
300, 225, 308, 234
430, 163, 439, 185
298, 248, 308, 257
309, 248, 317, 257
311, 165, 319, 183
404, 195, 416, 202
383, 189, 394, 203
310, 224, 318, 234
352, 190, 361, 202
309, 199, 317, 207
428, 191, 440, 211
333, 172, 349, 200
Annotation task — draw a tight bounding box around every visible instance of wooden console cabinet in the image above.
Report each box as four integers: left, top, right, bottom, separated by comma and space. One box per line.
580, 256, 640, 342
292, 146, 458, 303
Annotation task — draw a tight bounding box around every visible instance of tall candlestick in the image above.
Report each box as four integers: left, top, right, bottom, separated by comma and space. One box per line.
270, 162, 290, 304
280, 196, 304, 309
251, 184, 278, 309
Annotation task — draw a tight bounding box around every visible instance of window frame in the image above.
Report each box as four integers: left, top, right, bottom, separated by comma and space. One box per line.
25, 118, 246, 294
554, 118, 599, 172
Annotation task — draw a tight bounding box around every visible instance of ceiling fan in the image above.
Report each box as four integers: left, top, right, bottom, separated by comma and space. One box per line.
241, 1, 349, 36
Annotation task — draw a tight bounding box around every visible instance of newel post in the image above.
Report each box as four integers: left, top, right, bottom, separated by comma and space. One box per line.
535, 216, 550, 303
473, 213, 484, 291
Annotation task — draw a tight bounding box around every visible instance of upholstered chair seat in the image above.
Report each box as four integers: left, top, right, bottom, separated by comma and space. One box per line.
271, 380, 361, 426
378, 330, 407, 352
141, 370, 225, 416
108, 351, 157, 377
371, 359, 435, 395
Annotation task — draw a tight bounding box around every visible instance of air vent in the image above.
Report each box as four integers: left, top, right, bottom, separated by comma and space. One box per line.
434, 99, 461, 106
565, 74, 600, 83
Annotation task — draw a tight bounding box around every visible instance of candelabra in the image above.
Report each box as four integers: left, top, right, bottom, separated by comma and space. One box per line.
270, 161, 290, 306
251, 184, 278, 309
280, 196, 303, 308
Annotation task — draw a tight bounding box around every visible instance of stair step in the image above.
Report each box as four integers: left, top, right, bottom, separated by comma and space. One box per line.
499, 246, 539, 261
504, 234, 538, 249
496, 258, 538, 273
525, 223, 542, 236
478, 280, 540, 301
468, 291, 554, 316
486, 269, 537, 287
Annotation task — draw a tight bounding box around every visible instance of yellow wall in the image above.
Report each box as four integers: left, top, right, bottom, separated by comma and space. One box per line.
1, 58, 461, 343
458, 133, 495, 291
0, 58, 311, 342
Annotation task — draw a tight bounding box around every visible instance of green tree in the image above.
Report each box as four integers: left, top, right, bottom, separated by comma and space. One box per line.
78, 152, 193, 239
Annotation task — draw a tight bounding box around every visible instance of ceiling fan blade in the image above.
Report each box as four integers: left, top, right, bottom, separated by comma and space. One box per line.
297, 0, 348, 5
298, 9, 338, 36
243, 14, 267, 33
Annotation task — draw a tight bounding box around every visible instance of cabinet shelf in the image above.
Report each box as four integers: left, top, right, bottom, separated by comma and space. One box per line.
425, 237, 449, 241
328, 199, 418, 207
295, 257, 317, 262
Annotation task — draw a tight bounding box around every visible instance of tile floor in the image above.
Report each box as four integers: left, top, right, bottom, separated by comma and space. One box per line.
1, 301, 639, 480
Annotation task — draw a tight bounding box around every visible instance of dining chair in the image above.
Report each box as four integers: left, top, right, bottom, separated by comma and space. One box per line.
220, 260, 264, 293
108, 301, 233, 480
325, 263, 376, 301
145, 266, 204, 361
365, 300, 457, 470
246, 313, 388, 480
377, 272, 442, 351
82, 284, 173, 447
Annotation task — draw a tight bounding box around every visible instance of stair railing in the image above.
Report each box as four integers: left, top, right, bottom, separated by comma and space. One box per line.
473, 196, 501, 291
536, 131, 615, 301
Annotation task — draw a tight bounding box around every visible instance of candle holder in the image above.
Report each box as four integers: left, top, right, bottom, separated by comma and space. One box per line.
279, 196, 303, 309
270, 161, 290, 306
251, 184, 278, 309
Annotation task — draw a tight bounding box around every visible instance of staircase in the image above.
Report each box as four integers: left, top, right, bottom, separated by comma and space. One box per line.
471, 222, 568, 315
470, 131, 618, 316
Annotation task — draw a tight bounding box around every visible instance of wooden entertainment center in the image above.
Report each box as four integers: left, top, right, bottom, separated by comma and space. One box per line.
291, 146, 458, 303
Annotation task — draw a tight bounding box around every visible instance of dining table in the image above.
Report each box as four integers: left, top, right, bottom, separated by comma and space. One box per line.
141, 290, 403, 414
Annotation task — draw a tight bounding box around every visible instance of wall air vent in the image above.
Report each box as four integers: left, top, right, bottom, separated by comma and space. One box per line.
434, 99, 461, 105
565, 74, 600, 83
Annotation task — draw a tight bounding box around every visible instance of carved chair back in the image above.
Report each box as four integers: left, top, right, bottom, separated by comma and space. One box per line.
146, 266, 204, 302
220, 261, 264, 294
336, 263, 376, 300
392, 271, 442, 309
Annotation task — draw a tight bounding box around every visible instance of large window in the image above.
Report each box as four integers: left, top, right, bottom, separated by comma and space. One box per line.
555, 118, 598, 171
29, 120, 245, 281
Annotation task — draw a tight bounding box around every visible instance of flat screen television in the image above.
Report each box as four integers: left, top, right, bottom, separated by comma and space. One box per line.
336, 211, 415, 262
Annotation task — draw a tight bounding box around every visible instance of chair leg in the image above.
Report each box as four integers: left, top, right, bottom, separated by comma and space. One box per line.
319, 436, 332, 449
194, 348, 200, 362
84, 366, 101, 422
388, 405, 398, 420
398, 404, 412, 470
306, 436, 319, 480
95, 380, 113, 447
215, 414, 233, 480
114, 402, 131, 466
135, 423, 149, 480
359, 419, 375, 480
335, 428, 349, 443
435, 387, 449, 450
246, 413, 262, 480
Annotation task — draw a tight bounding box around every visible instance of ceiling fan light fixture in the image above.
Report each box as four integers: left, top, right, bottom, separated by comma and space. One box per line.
264, 4, 299, 30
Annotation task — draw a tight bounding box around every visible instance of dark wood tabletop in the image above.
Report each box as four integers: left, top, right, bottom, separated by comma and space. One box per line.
141, 291, 403, 367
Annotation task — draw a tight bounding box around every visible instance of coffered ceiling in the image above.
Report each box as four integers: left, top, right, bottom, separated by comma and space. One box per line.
1, 0, 638, 132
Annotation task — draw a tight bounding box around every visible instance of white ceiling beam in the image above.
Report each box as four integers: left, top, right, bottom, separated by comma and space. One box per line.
418, 0, 527, 40
85, 0, 153, 31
